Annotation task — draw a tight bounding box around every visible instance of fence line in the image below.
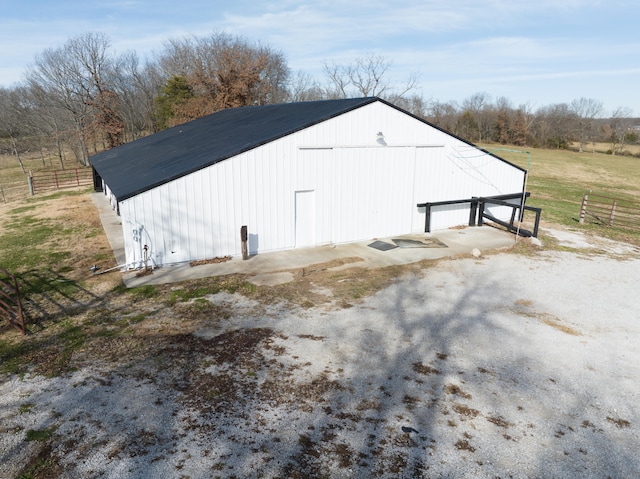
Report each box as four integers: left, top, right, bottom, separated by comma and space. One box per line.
579, 193, 640, 231
0, 167, 92, 203
28, 168, 93, 195
0, 181, 30, 203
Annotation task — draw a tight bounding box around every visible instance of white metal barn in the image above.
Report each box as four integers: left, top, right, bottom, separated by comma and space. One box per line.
91, 97, 528, 269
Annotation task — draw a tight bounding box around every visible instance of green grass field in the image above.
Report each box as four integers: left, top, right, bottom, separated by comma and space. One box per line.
481, 144, 640, 244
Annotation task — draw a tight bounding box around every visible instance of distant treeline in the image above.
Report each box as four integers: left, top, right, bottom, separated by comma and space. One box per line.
1, 31, 638, 170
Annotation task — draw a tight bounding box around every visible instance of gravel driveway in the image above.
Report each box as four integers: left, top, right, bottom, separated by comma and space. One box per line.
1, 229, 639, 478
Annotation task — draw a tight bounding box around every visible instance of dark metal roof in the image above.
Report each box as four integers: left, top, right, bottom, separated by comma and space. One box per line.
90, 97, 378, 201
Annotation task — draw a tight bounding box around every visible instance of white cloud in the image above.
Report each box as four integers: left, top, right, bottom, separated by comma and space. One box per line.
0, 0, 638, 112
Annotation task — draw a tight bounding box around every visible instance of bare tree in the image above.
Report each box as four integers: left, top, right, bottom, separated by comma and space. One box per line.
158, 36, 198, 77
570, 97, 604, 153
23, 80, 74, 169
25, 32, 125, 164
462, 92, 492, 143
536, 103, 575, 149
64, 32, 125, 149
321, 60, 351, 99
287, 71, 325, 102
393, 94, 429, 118
0, 87, 29, 172
112, 51, 163, 139
27, 47, 92, 165
426, 100, 459, 133
606, 106, 633, 155
514, 102, 536, 146
250, 45, 290, 105
349, 54, 391, 97
322, 53, 418, 102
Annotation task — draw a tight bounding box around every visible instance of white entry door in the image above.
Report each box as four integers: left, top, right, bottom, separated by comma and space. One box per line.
295, 190, 316, 248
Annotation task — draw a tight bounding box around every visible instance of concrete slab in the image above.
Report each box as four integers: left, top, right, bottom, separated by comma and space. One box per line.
91, 192, 126, 266
123, 227, 517, 287
90, 191, 518, 288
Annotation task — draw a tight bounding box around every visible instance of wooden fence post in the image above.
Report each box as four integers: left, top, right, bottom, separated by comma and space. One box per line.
241, 225, 249, 260
579, 194, 588, 224
27, 171, 34, 196
608, 200, 617, 226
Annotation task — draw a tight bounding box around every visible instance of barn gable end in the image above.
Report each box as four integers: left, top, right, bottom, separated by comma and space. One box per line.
91, 98, 527, 268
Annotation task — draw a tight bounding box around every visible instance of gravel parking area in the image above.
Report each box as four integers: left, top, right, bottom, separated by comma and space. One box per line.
1, 229, 639, 478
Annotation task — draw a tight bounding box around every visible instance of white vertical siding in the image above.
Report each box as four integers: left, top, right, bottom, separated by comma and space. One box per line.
328, 147, 416, 243
118, 101, 526, 267
410, 142, 525, 232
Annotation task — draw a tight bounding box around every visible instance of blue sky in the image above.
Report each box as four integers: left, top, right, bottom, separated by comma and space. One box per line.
1, 0, 639, 115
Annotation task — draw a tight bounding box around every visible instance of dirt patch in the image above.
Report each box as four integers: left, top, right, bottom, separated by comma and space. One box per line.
454, 438, 476, 452
412, 362, 440, 375
513, 301, 582, 336
244, 258, 422, 309
606, 416, 631, 428
539, 314, 581, 336
300, 256, 364, 276
190, 256, 232, 266
444, 383, 472, 399
15, 443, 64, 479
486, 415, 512, 428
452, 403, 480, 419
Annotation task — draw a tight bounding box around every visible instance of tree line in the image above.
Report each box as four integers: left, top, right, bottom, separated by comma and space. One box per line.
0, 31, 638, 171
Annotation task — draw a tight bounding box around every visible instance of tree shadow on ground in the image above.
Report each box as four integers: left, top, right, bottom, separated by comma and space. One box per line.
4, 255, 640, 478
16, 269, 103, 328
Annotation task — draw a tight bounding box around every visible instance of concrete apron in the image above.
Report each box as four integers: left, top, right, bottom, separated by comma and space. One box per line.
123, 228, 517, 288
92, 192, 517, 288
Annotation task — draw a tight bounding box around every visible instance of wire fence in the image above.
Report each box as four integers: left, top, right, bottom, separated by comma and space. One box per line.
0, 181, 30, 203
579, 193, 640, 232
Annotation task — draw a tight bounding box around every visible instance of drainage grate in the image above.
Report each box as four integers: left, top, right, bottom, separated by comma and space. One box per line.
367, 240, 398, 251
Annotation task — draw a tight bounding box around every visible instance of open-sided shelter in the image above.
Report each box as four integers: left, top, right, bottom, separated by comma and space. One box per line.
91, 97, 528, 269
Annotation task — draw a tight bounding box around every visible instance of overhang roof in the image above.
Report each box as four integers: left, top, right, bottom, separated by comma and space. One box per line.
91, 97, 378, 201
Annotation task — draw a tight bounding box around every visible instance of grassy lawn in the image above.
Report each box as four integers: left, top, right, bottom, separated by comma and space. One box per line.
482, 144, 640, 244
